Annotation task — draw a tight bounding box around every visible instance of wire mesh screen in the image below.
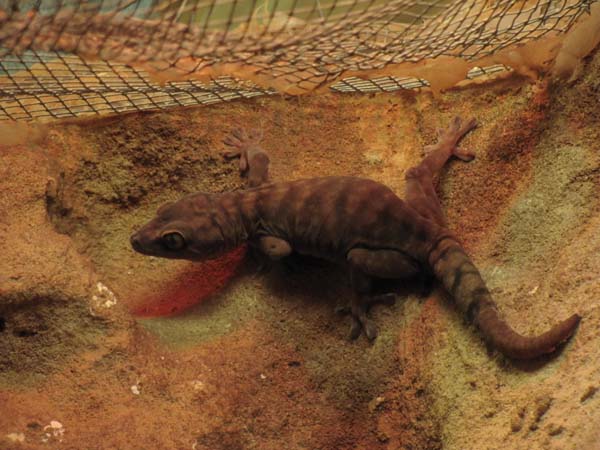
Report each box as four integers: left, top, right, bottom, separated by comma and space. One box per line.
0, 0, 595, 120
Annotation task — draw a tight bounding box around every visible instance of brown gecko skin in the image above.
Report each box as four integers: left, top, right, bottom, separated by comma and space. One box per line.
131, 117, 580, 360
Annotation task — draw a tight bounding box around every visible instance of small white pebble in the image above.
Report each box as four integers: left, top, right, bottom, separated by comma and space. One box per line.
42, 421, 64, 441
368, 396, 386, 412
103, 299, 116, 308
529, 286, 539, 295
191, 380, 205, 391
91, 281, 117, 309
49, 421, 63, 430
131, 385, 141, 395
260, 374, 267, 380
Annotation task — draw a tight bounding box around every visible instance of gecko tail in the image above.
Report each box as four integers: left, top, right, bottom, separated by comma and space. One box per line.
475, 303, 580, 359
430, 239, 581, 360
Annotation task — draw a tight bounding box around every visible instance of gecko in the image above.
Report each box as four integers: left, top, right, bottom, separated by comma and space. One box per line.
130, 117, 580, 360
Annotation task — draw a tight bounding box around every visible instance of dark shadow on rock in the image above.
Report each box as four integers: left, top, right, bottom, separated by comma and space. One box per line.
0, 291, 107, 385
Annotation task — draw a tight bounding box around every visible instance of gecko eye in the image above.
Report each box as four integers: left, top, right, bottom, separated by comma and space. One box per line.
162, 232, 186, 251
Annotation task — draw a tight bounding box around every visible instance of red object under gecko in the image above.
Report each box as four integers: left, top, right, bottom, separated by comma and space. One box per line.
131, 246, 247, 318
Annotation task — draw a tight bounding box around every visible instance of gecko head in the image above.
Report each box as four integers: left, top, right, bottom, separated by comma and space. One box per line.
130, 193, 228, 261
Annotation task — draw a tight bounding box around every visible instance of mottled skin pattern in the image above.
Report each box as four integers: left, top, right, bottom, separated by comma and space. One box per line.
131, 117, 580, 360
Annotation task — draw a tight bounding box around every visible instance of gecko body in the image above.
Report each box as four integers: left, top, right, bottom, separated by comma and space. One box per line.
131, 118, 580, 359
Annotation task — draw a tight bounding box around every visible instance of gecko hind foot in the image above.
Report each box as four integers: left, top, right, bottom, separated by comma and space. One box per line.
440, 116, 477, 139
441, 117, 478, 162
438, 115, 477, 139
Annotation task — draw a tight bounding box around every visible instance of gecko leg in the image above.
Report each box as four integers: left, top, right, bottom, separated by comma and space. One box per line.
348, 267, 379, 340
223, 128, 270, 188
344, 248, 423, 340
247, 246, 273, 275
247, 235, 293, 274
256, 236, 292, 260
405, 116, 477, 226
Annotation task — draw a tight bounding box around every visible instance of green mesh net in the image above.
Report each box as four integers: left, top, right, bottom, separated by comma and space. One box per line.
0, 0, 596, 120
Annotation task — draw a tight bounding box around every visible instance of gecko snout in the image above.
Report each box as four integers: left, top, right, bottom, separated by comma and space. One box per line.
130, 233, 144, 253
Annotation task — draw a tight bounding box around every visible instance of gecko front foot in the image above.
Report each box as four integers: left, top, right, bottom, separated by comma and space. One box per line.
348, 302, 378, 341
223, 127, 269, 187
336, 304, 377, 340
247, 246, 274, 276
336, 294, 396, 340
223, 128, 264, 171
